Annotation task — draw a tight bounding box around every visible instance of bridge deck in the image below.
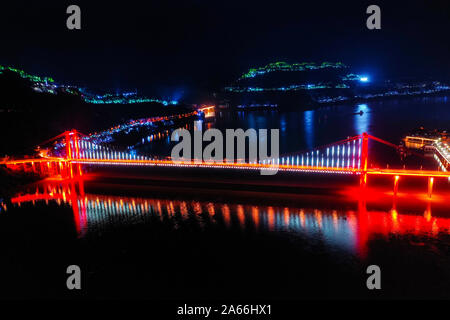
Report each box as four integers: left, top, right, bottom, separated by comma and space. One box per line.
3, 157, 450, 178
72, 158, 358, 174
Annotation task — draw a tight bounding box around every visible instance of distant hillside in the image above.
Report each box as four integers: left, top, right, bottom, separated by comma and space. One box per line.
221, 61, 362, 108
221, 61, 449, 108
0, 68, 190, 156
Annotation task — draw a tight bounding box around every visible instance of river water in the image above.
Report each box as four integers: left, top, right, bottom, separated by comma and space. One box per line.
1, 96, 449, 299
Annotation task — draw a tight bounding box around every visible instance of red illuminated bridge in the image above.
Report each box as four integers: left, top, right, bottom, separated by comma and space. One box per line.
2, 130, 450, 198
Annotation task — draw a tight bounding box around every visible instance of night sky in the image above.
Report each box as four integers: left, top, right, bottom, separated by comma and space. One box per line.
1, 0, 449, 100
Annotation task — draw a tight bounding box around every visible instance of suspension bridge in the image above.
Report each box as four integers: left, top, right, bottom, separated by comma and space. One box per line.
2, 129, 450, 198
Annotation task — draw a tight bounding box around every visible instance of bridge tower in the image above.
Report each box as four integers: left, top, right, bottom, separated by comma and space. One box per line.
64, 130, 82, 178
360, 132, 369, 187
72, 130, 80, 160
65, 131, 72, 160
64, 130, 80, 160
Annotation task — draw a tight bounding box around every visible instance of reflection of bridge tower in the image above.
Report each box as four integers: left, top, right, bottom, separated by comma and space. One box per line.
9, 178, 450, 255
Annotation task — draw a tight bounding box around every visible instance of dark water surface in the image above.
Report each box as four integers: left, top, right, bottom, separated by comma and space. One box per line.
141, 96, 450, 169
1, 96, 450, 299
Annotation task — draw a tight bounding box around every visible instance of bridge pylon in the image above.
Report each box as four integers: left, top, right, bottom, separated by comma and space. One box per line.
63, 130, 82, 178
64, 130, 81, 160
360, 132, 369, 187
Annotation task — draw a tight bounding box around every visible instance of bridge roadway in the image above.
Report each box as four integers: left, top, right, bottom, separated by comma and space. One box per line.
4, 156, 450, 178
71, 158, 450, 178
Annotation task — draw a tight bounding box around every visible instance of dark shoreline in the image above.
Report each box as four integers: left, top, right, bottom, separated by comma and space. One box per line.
225, 91, 450, 111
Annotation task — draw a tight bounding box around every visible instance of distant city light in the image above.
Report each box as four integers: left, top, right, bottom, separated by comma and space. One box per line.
359, 76, 369, 82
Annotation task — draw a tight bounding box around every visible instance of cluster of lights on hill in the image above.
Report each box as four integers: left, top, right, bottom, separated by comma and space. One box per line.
225, 83, 350, 93
0, 65, 55, 83
87, 111, 196, 145
227, 61, 450, 102
82, 91, 178, 106
238, 61, 348, 80
0, 64, 177, 106
225, 61, 368, 93
316, 82, 450, 104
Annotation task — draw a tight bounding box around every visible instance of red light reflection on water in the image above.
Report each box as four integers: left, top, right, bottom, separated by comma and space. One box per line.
8, 178, 450, 258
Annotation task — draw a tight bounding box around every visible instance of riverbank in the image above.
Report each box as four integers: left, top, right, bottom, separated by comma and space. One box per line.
225, 91, 450, 112
0, 166, 40, 198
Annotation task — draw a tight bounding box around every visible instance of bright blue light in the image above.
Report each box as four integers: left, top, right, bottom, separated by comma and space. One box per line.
359, 77, 369, 82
